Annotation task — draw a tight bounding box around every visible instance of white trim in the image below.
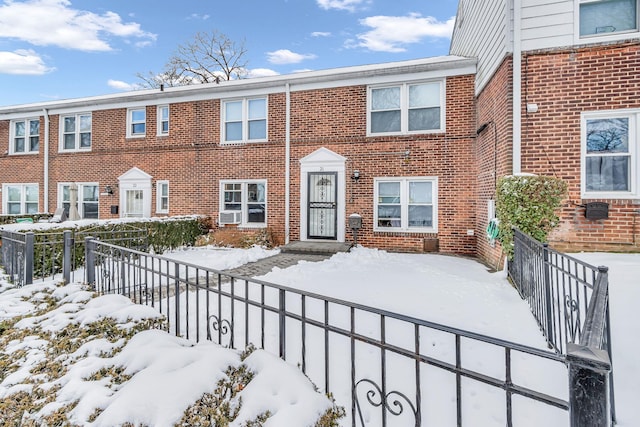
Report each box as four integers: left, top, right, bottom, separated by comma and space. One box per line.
2, 183, 39, 215
373, 176, 438, 233
574, 0, 640, 44
580, 110, 639, 199
366, 80, 446, 136
156, 180, 169, 214
220, 97, 268, 144
118, 167, 152, 218
126, 107, 147, 138
57, 182, 99, 219
156, 105, 169, 136
9, 117, 40, 155
218, 179, 267, 228
58, 112, 92, 152
299, 148, 346, 242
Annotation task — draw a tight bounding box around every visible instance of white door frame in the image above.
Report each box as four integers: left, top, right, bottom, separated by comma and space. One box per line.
118, 167, 152, 218
299, 148, 346, 242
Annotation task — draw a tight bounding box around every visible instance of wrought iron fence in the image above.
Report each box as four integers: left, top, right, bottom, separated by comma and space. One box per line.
0, 225, 147, 286
86, 238, 572, 426
507, 228, 615, 424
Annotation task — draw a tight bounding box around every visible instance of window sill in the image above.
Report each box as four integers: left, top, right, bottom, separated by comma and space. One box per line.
8, 152, 39, 156
126, 135, 146, 139
582, 193, 639, 201
220, 140, 269, 146
374, 227, 437, 234
58, 148, 92, 153
367, 129, 444, 137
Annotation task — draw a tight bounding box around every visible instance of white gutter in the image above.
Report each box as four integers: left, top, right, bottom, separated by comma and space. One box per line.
284, 83, 291, 244
42, 108, 50, 212
512, 0, 522, 174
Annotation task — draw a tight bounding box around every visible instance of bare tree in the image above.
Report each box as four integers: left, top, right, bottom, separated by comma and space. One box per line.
137, 30, 248, 88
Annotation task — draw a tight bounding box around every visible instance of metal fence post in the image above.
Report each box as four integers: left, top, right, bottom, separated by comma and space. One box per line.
62, 230, 72, 283
85, 237, 95, 287
175, 263, 181, 337
279, 288, 286, 359
24, 232, 34, 286
567, 342, 611, 427
542, 243, 554, 343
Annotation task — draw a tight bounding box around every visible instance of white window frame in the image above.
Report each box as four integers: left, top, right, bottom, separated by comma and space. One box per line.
374, 177, 438, 232
581, 110, 639, 199
157, 105, 169, 136
575, 0, 640, 43
219, 180, 267, 227
221, 97, 268, 144
2, 183, 38, 215
156, 180, 169, 214
57, 182, 100, 219
10, 118, 40, 155
59, 113, 92, 152
127, 107, 146, 138
367, 80, 445, 136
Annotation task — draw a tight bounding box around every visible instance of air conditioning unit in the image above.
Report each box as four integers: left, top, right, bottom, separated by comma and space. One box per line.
219, 211, 242, 225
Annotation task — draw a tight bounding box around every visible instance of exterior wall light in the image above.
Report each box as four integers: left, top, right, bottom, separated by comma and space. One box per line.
352, 170, 360, 181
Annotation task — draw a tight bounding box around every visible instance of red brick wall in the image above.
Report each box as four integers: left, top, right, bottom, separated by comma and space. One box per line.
475, 57, 514, 267
521, 42, 640, 252
0, 73, 478, 255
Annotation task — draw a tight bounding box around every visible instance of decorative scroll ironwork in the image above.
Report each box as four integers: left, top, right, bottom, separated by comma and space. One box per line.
354, 378, 419, 427
564, 295, 581, 343
207, 315, 233, 348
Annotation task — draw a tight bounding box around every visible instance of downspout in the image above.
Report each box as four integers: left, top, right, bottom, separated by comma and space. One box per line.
512, 0, 522, 174
42, 108, 50, 213
285, 83, 291, 244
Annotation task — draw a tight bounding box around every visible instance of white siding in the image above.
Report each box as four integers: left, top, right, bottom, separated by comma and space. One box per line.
450, 0, 508, 94
520, 0, 575, 50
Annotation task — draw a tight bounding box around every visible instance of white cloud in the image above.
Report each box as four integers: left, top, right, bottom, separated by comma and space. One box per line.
247, 68, 280, 78
316, 0, 368, 12
187, 13, 210, 20
311, 31, 331, 37
350, 13, 455, 52
0, 49, 52, 74
267, 49, 317, 65
0, 0, 156, 52
107, 79, 140, 91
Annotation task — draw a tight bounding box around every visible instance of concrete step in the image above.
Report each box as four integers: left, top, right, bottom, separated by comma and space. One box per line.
280, 241, 352, 255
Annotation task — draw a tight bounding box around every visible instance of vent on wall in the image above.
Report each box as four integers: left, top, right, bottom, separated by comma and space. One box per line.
219, 211, 242, 225
584, 202, 609, 220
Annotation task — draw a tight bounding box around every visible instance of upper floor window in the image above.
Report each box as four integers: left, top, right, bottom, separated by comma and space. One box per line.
128, 108, 146, 137
582, 111, 638, 197
374, 177, 438, 232
61, 113, 91, 151
368, 81, 443, 135
219, 180, 266, 226
222, 98, 267, 143
58, 183, 99, 219
3, 183, 38, 215
10, 118, 39, 154
579, 0, 638, 37
156, 180, 169, 214
157, 105, 169, 135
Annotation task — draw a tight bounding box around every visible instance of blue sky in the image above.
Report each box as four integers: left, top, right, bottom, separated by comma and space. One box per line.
0, 0, 459, 106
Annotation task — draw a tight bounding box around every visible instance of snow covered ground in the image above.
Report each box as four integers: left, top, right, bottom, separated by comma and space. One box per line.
1, 245, 636, 426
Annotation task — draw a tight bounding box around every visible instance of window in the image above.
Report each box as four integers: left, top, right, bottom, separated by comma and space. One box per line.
61, 113, 91, 151
157, 105, 169, 135
222, 98, 267, 143
374, 177, 437, 232
3, 184, 38, 215
58, 183, 99, 219
582, 112, 639, 197
579, 0, 638, 37
156, 180, 169, 213
10, 119, 39, 154
369, 81, 443, 135
220, 180, 266, 226
128, 108, 146, 137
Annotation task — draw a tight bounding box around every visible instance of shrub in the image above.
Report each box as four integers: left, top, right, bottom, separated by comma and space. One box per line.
496, 175, 567, 257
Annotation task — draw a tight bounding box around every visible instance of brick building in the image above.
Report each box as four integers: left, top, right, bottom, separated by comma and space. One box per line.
451, 0, 640, 265
0, 57, 479, 255
2, 0, 639, 263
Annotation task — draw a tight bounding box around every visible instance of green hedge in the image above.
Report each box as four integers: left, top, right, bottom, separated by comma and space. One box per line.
9, 217, 209, 279
496, 175, 567, 257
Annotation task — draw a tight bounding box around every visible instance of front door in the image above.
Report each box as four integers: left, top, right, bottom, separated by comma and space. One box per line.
307, 172, 338, 239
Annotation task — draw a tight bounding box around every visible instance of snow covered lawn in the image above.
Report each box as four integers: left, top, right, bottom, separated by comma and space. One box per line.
1, 246, 635, 426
